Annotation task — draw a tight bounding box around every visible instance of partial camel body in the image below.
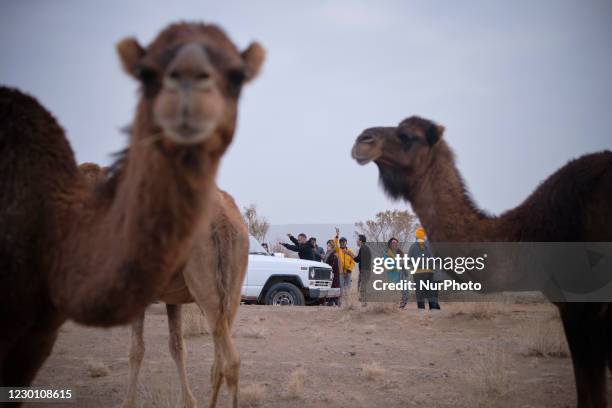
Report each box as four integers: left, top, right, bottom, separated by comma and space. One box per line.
0, 21, 264, 398
352, 116, 612, 408
122, 189, 248, 408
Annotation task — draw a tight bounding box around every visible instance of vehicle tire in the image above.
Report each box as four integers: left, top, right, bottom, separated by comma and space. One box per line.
265, 282, 305, 306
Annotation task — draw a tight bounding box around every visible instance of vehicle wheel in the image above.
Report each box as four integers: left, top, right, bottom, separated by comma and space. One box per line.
265, 282, 305, 306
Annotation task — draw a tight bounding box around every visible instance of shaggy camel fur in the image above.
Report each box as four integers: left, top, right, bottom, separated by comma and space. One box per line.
0, 21, 264, 397
122, 189, 248, 408
352, 116, 612, 408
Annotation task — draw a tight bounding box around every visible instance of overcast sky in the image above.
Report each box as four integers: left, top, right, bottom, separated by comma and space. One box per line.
2, 0, 611, 225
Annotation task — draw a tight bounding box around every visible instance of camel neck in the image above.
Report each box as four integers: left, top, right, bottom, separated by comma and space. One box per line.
52, 118, 218, 325
409, 141, 498, 242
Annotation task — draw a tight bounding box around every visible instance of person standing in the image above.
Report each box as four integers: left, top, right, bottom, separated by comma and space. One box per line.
386, 237, 409, 308
334, 227, 356, 305
324, 239, 340, 306
309, 237, 324, 261
352, 234, 372, 307
279, 233, 316, 260
409, 226, 440, 315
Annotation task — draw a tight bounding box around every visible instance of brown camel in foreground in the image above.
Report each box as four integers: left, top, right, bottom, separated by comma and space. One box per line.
352, 116, 612, 408
79, 163, 248, 408
80, 163, 247, 408
122, 188, 248, 408
0, 21, 264, 400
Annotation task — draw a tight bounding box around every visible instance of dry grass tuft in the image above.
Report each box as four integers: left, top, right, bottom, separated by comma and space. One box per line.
182, 304, 208, 338
286, 367, 306, 398
240, 383, 265, 406
138, 373, 181, 408
450, 302, 508, 319
85, 360, 110, 378
523, 315, 569, 358
361, 361, 386, 380
467, 347, 513, 407
367, 303, 400, 315
240, 325, 268, 339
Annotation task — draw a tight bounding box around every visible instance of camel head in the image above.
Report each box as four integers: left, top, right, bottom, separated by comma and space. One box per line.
351, 116, 445, 199
116, 22, 265, 150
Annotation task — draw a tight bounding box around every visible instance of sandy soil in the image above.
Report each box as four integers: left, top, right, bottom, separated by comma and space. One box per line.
31, 299, 611, 408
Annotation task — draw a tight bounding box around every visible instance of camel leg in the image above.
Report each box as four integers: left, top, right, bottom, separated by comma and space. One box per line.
559, 304, 607, 408
606, 304, 612, 376
208, 352, 224, 408
166, 304, 197, 408
181, 205, 247, 408
195, 299, 240, 408
2, 329, 58, 387
122, 312, 145, 408
1, 325, 58, 408
2, 310, 63, 386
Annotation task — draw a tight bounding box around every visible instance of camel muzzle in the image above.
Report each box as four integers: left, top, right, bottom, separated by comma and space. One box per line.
352, 133, 382, 165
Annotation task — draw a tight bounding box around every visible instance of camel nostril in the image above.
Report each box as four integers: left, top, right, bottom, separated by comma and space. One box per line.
166, 43, 215, 84
358, 134, 376, 144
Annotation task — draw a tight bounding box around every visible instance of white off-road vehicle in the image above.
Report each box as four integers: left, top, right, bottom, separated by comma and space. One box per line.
242, 236, 340, 306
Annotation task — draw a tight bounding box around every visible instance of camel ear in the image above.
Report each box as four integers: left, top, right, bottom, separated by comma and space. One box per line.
116, 37, 145, 79
426, 124, 445, 146
241, 42, 266, 83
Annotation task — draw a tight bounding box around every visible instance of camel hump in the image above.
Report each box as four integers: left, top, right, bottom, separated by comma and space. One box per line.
515, 150, 612, 241
78, 162, 110, 186
0, 86, 78, 178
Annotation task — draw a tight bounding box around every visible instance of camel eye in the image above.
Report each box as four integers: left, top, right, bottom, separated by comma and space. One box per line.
397, 131, 416, 147
137, 66, 158, 84
228, 69, 245, 84
136, 66, 161, 98
227, 69, 246, 96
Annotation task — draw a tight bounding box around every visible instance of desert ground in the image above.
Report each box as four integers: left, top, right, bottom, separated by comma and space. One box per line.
32, 293, 611, 408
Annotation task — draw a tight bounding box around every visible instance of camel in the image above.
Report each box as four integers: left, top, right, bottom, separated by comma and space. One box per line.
121, 188, 248, 408
79, 163, 247, 408
351, 116, 612, 408
0, 21, 265, 397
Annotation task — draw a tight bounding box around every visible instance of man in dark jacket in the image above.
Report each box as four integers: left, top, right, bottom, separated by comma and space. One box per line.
309, 237, 325, 261
279, 233, 316, 260
352, 234, 372, 306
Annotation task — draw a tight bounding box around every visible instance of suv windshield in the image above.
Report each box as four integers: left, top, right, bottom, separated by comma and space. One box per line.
249, 235, 269, 255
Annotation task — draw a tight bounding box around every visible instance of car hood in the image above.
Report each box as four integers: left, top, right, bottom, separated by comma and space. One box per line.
249, 254, 331, 269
